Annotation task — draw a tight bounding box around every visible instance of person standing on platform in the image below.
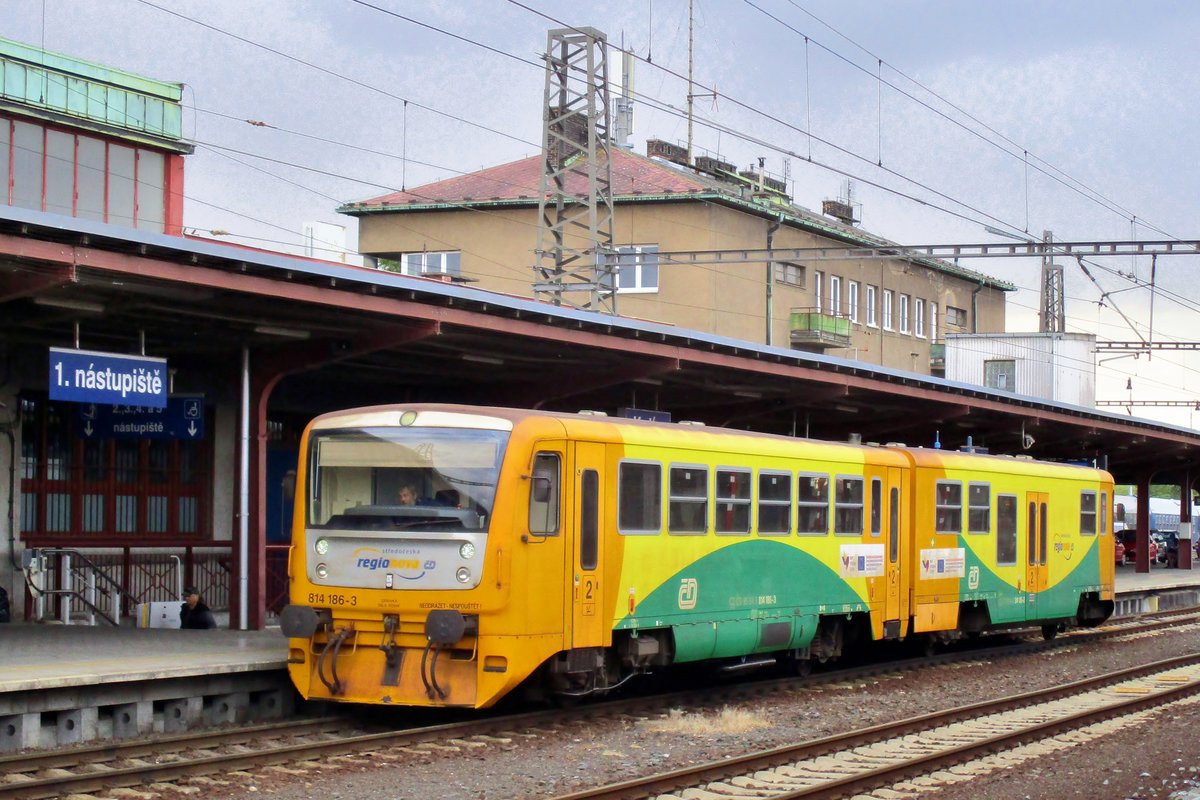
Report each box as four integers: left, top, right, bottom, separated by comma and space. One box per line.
180, 586, 216, 629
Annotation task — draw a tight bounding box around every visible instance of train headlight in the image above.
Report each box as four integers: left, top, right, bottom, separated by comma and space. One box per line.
459, 542, 476, 559
314, 538, 330, 556
456, 567, 471, 583
316, 563, 329, 579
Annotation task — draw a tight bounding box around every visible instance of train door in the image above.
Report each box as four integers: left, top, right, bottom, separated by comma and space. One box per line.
885, 467, 903, 630
569, 441, 606, 650
1025, 491, 1049, 618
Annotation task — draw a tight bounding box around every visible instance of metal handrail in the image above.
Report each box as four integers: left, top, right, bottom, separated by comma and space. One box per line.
24, 548, 143, 626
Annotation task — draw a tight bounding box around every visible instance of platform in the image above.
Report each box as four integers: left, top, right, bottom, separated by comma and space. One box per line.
1113, 563, 1200, 616
0, 624, 291, 752
0, 567, 1197, 752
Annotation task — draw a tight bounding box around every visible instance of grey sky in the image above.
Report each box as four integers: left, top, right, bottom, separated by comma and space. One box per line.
8, 0, 1200, 426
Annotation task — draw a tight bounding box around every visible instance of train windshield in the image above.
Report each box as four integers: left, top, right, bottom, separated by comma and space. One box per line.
306, 426, 508, 533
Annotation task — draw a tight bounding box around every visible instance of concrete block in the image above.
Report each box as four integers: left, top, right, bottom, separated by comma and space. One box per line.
112, 700, 154, 738
0, 712, 41, 752
56, 706, 98, 746
206, 691, 250, 725
250, 688, 292, 720
163, 696, 204, 733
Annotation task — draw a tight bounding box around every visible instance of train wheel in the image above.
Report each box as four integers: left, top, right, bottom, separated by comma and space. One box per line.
1041, 624, 1059, 641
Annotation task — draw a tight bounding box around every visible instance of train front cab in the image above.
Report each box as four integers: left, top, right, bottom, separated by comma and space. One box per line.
905, 449, 1114, 644
282, 408, 585, 709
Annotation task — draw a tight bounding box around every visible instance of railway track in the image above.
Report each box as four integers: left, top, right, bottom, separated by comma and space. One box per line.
550, 653, 1200, 800
1, 609, 1196, 799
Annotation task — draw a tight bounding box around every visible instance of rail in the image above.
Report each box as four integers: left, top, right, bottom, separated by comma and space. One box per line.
22, 548, 132, 626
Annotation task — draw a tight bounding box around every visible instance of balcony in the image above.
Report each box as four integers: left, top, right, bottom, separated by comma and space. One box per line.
790, 307, 852, 351
930, 341, 946, 376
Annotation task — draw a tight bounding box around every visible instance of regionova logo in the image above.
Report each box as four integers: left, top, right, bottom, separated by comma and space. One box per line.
352, 547, 434, 580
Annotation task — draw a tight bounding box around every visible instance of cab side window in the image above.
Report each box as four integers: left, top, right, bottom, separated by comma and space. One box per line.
529, 452, 560, 535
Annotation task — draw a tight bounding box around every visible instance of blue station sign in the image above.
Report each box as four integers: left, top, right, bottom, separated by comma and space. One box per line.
619, 407, 672, 423
77, 396, 205, 440
49, 347, 168, 409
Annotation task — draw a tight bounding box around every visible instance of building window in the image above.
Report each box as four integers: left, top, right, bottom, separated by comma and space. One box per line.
848, 281, 859, 324
882, 289, 894, 331
397, 251, 461, 276
19, 395, 210, 541
866, 285, 877, 327
829, 276, 842, 317
2, 116, 170, 232
914, 299, 925, 338
899, 294, 910, 334
984, 359, 1016, 391
930, 303, 938, 340
946, 305, 967, 328
774, 262, 805, 287
814, 271, 823, 313
615, 244, 660, 293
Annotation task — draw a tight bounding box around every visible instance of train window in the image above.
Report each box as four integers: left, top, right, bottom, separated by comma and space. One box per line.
968, 483, 991, 534
1028, 501, 1037, 566
617, 461, 661, 535
834, 476, 864, 535
1101, 492, 1109, 536
935, 481, 962, 533
996, 495, 1018, 565
889, 487, 899, 562
529, 453, 561, 536
1080, 491, 1097, 535
870, 478, 882, 536
669, 465, 708, 534
715, 469, 751, 535
757, 471, 791, 535
580, 470, 599, 570
1040, 503, 1048, 564
797, 473, 829, 535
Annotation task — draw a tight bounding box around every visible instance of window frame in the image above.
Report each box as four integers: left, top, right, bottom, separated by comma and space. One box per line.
997, 493, 1018, 565
870, 477, 882, 537
866, 284, 878, 328
829, 275, 842, 317
668, 463, 709, 535
930, 303, 938, 340
833, 475, 865, 536
528, 452, 561, 536
756, 470, 792, 536
848, 281, 860, 324
715, 467, 752, 535
616, 459, 662, 535
882, 289, 894, 331
614, 244, 660, 294
914, 298, 926, 338
935, 480, 963, 534
899, 293, 911, 334
968, 481, 991, 534
796, 472, 830, 535
814, 271, 824, 314
1080, 490, 1098, 536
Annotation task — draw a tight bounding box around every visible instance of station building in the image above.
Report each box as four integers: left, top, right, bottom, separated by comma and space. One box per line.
1, 36, 1196, 634
340, 141, 1013, 375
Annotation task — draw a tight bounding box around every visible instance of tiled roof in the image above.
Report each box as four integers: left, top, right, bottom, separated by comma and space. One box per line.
347, 148, 711, 208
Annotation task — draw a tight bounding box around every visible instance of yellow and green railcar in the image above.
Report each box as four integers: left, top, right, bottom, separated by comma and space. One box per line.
281, 404, 1114, 709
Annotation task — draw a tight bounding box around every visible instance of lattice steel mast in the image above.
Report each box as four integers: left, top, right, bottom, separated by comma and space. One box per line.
533, 27, 617, 314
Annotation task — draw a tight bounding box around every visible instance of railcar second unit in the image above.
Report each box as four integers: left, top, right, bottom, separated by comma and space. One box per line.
280, 404, 1114, 708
